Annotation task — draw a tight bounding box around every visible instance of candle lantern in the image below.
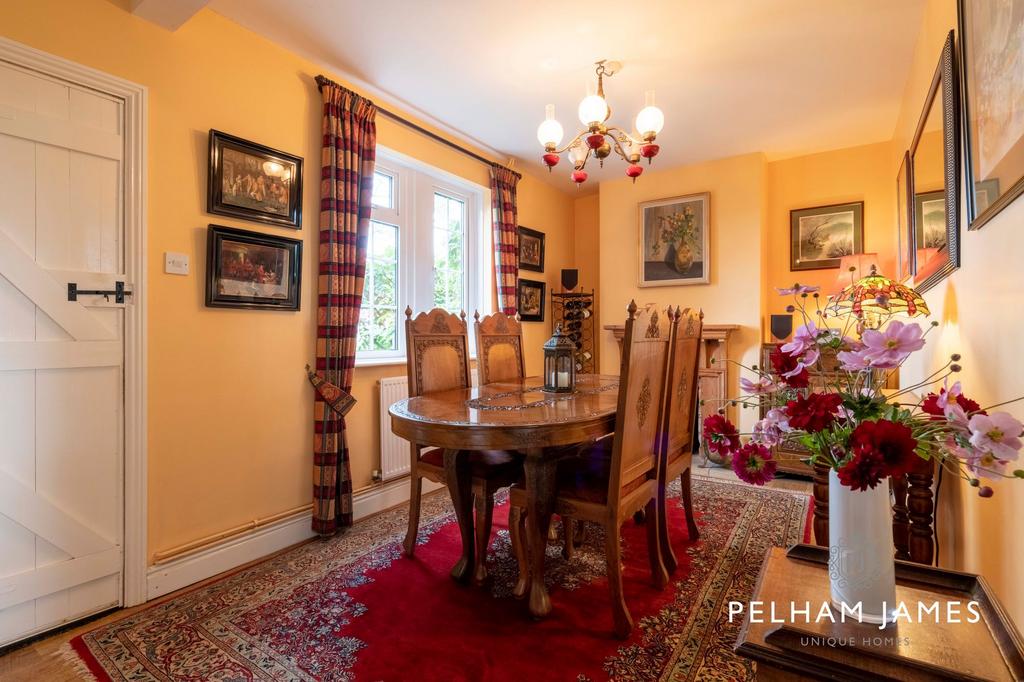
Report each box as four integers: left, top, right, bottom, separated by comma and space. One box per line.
543, 323, 576, 393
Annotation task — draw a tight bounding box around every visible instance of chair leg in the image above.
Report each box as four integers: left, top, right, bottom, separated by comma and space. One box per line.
473, 487, 494, 586
605, 521, 633, 639
509, 505, 529, 599
403, 473, 423, 557
681, 468, 699, 540
645, 498, 668, 590
659, 471, 678, 575
562, 517, 575, 560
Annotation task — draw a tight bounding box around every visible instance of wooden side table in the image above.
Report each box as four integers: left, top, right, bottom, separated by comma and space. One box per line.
736, 544, 1024, 680
606, 322, 737, 430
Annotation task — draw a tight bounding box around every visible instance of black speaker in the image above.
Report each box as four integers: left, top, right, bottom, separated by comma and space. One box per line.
560, 268, 579, 292
770, 314, 793, 342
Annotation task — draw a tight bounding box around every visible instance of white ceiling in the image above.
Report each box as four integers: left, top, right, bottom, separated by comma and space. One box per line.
208, 0, 925, 190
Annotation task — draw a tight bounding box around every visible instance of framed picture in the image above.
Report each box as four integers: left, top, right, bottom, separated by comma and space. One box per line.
914, 190, 947, 251
959, 0, 1024, 230
517, 278, 546, 322
789, 202, 864, 271
896, 152, 914, 281
206, 225, 302, 310
208, 130, 303, 229
517, 226, 545, 272
638, 192, 710, 287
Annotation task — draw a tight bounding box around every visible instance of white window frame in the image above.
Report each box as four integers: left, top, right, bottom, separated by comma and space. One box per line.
356, 146, 489, 366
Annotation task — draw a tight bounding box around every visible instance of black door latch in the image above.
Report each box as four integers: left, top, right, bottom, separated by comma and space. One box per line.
67, 281, 133, 304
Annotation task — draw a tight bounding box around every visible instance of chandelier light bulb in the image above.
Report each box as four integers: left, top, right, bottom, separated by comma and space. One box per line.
567, 143, 588, 168
578, 94, 608, 127
536, 104, 564, 149
635, 90, 664, 139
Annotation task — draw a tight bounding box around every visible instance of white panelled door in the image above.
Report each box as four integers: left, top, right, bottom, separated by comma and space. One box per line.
0, 59, 128, 646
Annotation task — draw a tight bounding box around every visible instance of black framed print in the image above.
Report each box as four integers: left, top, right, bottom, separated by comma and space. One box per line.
518, 226, 545, 272
517, 278, 546, 322
959, 0, 1024, 230
206, 225, 302, 310
208, 130, 303, 229
789, 201, 864, 271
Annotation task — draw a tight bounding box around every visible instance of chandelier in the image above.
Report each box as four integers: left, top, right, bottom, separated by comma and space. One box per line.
536, 59, 664, 186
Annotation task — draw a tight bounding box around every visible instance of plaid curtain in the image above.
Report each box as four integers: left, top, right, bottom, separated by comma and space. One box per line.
489, 165, 520, 315
313, 79, 377, 535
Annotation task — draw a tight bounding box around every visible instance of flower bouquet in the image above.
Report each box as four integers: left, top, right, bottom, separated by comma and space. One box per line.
702, 280, 1023, 623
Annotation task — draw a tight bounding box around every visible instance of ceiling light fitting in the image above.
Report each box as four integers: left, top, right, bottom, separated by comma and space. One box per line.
537, 59, 664, 186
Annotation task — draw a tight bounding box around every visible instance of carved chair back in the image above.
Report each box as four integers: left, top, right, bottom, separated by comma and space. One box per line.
405, 307, 471, 398
474, 311, 525, 385
661, 307, 703, 466
606, 302, 673, 504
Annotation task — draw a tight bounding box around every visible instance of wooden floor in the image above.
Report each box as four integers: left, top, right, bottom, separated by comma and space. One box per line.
0, 463, 811, 680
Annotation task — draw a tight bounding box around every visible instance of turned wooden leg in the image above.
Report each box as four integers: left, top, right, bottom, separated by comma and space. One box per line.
681, 467, 699, 541
645, 498, 668, 590
891, 475, 911, 561
812, 462, 830, 547
473, 486, 494, 586
605, 519, 633, 639
443, 448, 474, 583
509, 504, 529, 599
403, 459, 423, 557
524, 448, 557, 619
908, 460, 936, 565
658, 470, 677, 574
562, 517, 576, 560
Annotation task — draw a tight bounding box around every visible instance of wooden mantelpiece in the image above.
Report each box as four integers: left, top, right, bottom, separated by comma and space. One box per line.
605, 323, 739, 430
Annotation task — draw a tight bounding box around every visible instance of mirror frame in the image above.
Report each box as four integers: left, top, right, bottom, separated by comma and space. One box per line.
909, 30, 961, 293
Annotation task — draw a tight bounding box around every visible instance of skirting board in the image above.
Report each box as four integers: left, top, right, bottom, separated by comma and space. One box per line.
146, 477, 444, 600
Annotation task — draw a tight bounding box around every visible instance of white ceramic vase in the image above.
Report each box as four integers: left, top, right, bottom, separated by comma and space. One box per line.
827, 469, 897, 625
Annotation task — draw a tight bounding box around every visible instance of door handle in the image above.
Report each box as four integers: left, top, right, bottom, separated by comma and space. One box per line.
67, 281, 133, 304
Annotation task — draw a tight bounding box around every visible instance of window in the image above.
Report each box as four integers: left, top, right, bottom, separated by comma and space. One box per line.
355, 149, 486, 364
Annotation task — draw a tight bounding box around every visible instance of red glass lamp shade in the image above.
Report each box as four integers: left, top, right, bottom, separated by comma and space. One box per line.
542, 153, 560, 171
571, 169, 588, 185
626, 164, 643, 183
641, 143, 660, 163
586, 134, 605, 150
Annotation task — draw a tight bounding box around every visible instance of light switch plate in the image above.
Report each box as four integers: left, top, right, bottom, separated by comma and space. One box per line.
165, 252, 190, 275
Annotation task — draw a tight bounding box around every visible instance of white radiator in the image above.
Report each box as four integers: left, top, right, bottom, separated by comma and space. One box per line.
377, 369, 479, 482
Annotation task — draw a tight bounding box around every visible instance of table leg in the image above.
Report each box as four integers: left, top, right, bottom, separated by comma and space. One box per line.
524, 448, 557, 619
443, 448, 473, 583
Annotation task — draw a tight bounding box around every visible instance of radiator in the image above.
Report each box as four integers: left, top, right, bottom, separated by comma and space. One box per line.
377, 369, 479, 482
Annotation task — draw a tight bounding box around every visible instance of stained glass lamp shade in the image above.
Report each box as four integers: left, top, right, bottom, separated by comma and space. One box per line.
827, 265, 929, 321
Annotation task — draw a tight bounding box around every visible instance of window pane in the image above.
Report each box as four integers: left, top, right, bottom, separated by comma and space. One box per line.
432, 192, 465, 313
372, 171, 393, 208
357, 220, 399, 353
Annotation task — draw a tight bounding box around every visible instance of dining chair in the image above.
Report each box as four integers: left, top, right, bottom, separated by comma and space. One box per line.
509, 301, 671, 638
657, 306, 703, 574
402, 307, 521, 585
473, 310, 525, 385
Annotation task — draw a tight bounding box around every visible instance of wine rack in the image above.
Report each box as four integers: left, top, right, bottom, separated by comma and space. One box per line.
551, 290, 596, 374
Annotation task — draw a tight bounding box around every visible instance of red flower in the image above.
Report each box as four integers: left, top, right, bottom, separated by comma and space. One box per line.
731, 442, 778, 486
921, 390, 984, 419
702, 414, 740, 456
785, 393, 843, 433
848, 418, 919, 478
769, 345, 809, 388
837, 446, 887, 490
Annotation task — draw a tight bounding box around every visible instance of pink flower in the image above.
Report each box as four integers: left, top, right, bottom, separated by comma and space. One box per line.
781, 322, 819, 357
752, 408, 790, 446
937, 380, 963, 410
968, 412, 1024, 460
781, 348, 819, 378
740, 375, 777, 395
944, 403, 971, 432
776, 284, 820, 296
860, 321, 926, 369
837, 348, 871, 371
967, 451, 1014, 479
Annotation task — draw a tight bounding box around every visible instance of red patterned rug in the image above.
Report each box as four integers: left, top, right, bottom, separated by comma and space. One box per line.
67, 477, 810, 681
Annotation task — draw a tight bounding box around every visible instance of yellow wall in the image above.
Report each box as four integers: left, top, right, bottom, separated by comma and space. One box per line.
0, 0, 576, 561
893, 0, 1024, 627
597, 153, 767, 431
764, 141, 897, 327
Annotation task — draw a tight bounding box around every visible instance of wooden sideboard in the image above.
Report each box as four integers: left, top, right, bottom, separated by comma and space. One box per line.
605, 323, 738, 435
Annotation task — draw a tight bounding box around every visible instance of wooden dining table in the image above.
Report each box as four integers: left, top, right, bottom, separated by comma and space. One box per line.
389, 374, 619, 618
